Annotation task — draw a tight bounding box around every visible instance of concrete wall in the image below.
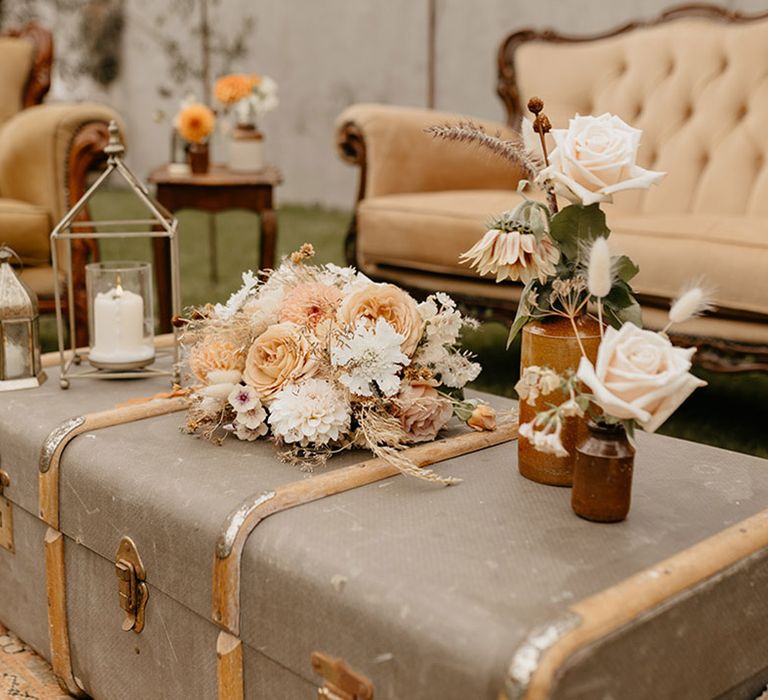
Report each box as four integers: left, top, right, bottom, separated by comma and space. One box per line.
3, 0, 765, 208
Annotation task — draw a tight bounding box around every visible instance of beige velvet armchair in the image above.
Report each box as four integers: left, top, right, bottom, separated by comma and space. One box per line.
336, 5, 768, 371
0, 22, 119, 345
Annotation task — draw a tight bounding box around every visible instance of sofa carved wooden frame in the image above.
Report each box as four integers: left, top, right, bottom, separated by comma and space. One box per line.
338, 4, 768, 373
0, 22, 111, 345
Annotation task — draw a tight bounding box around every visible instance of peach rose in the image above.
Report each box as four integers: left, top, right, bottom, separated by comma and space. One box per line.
467, 403, 496, 431
243, 323, 316, 402
577, 323, 706, 432
338, 283, 422, 356
396, 380, 453, 443
540, 113, 665, 206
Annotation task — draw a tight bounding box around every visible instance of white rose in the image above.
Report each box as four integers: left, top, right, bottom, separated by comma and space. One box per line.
576, 323, 706, 433
540, 113, 665, 206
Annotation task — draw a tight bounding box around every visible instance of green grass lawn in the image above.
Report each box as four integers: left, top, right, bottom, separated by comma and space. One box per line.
41, 188, 768, 459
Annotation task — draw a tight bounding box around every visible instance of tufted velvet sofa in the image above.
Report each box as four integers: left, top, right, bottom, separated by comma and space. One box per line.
336, 6, 768, 369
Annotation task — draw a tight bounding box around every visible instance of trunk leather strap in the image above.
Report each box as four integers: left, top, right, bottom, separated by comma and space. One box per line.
38, 396, 188, 529
502, 508, 768, 700
39, 394, 187, 697
211, 416, 519, 637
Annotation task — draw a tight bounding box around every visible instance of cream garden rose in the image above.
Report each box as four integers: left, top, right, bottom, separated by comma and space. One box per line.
243, 323, 316, 402
540, 113, 665, 206
338, 283, 422, 356
577, 323, 706, 433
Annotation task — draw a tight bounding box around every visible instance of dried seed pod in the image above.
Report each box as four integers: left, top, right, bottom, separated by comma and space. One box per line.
527, 96, 544, 115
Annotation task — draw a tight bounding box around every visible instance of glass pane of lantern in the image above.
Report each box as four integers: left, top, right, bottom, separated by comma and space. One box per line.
3, 320, 32, 379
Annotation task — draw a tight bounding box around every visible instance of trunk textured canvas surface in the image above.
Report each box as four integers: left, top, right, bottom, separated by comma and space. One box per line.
1, 359, 767, 699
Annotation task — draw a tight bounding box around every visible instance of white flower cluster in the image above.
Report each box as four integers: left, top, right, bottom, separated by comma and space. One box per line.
332, 318, 409, 397
413, 293, 480, 389
226, 384, 268, 441
268, 379, 351, 446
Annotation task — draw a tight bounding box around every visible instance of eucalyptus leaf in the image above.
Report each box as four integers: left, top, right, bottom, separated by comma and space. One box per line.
604, 280, 634, 309
616, 299, 643, 328
548, 203, 610, 260
614, 255, 640, 283
507, 280, 536, 348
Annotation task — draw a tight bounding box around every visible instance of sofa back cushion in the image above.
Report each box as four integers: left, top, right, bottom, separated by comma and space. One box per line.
0, 37, 34, 127
514, 15, 768, 217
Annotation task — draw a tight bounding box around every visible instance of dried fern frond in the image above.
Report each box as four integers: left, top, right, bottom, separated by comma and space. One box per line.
426, 121, 542, 181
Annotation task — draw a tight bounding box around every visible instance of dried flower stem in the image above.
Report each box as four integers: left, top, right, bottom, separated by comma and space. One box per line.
597, 300, 604, 339
426, 122, 541, 182
527, 97, 559, 215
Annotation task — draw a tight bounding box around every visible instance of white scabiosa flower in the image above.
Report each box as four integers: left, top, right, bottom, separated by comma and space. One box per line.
331, 317, 409, 397
587, 237, 612, 298
228, 384, 261, 412
268, 379, 351, 446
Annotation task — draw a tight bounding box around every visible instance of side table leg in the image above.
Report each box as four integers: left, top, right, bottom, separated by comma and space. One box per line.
259, 208, 277, 270
208, 214, 218, 284
152, 235, 173, 334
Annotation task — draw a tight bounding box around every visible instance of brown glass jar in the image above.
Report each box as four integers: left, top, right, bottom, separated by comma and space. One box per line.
571, 420, 635, 522
188, 141, 210, 174
518, 315, 601, 486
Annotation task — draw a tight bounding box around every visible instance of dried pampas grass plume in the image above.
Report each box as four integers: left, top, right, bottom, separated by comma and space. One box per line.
667, 279, 715, 329
425, 121, 542, 182
587, 238, 612, 299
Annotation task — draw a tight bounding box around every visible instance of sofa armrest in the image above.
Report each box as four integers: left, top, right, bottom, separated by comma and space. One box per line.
0, 102, 119, 220
335, 103, 524, 200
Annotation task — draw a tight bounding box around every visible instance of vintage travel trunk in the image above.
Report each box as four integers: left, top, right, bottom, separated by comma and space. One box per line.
1, 358, 768, 699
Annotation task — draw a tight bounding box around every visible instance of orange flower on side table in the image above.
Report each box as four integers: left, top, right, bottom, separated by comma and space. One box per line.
214, 74, 256, 105
176, 102, 216, 144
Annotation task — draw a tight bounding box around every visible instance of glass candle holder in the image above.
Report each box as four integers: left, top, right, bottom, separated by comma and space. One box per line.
86, 261, 155, 370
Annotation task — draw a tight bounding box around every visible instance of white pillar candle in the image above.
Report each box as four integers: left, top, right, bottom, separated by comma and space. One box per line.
89, 284, 155, 366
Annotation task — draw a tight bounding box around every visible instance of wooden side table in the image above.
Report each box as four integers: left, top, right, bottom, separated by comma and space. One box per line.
147, 164, 283, 332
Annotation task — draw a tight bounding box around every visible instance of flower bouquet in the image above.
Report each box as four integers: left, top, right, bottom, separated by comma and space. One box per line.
179, 245, 496, 484
516, 287, 710, 520
429, 98, 676, 484
430, 96, 712, 512
214, 72, 278, 172
174, 98, 216, 174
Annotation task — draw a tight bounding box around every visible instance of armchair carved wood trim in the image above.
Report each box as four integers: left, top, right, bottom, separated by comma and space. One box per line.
3, 21, 53, 107
0, 22, 116, 346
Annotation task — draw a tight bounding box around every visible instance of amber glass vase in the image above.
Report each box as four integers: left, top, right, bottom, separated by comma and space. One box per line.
188, 141, 210, 174
518, 315, 601, 486
572, 421, 635, 522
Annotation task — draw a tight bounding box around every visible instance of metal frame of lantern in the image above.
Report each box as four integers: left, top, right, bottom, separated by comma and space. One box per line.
51, 121, 181, 389
0, 247, 47, 391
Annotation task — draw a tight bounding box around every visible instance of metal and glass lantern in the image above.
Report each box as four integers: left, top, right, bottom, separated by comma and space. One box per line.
51, 120, 181, 389
0, 246, 46, 391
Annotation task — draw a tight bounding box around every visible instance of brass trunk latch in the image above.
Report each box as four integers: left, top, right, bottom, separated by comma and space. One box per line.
115, 536, 148, 633
311, 651, 374, 700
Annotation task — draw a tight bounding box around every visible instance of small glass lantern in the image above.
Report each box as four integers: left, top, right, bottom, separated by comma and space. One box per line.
51, 120, 181, 389
0, 246, 46, 391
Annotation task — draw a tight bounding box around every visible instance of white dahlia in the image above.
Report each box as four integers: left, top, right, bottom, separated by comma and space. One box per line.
268, 378, 351, 446
331, 317, 409, 397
